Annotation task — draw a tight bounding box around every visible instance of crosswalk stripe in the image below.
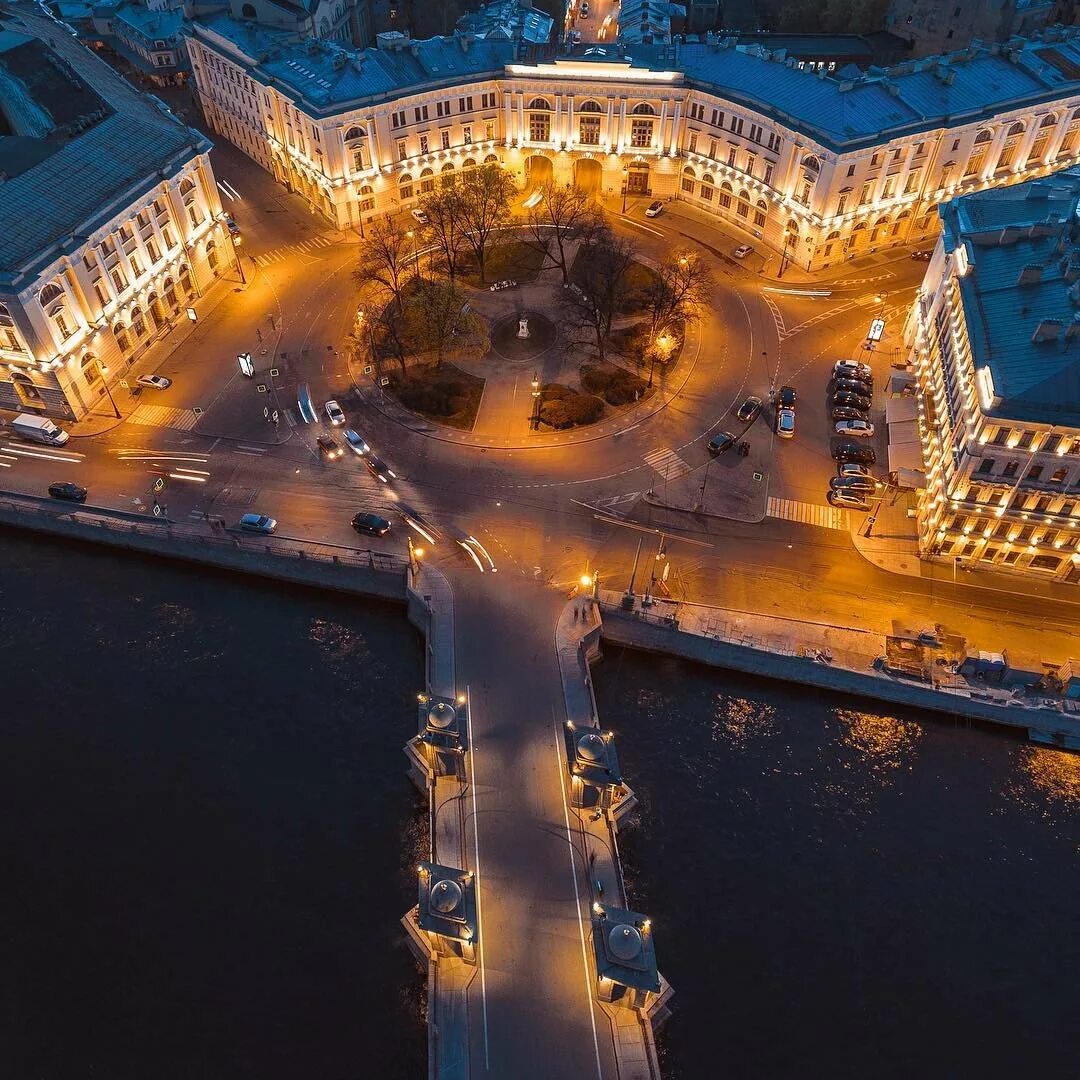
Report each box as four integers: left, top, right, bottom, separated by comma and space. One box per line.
128, 404, 200, 431
767, 496, 848, 530
644, 447, 691, 479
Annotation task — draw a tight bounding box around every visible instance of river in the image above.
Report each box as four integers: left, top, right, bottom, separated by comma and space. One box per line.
2, 531, 1077, 1078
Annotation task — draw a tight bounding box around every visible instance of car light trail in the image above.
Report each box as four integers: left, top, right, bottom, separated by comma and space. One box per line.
3, 446, 84, 463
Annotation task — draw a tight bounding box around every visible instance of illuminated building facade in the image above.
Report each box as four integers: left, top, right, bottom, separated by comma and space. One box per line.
904, 170, 1080, 582
188, 19, 1080, 272
0, 4, 229, 421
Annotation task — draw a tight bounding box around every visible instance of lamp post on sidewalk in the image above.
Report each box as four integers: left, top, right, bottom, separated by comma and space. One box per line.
232, 232, 247, 285
530, 371, 542, 430
97, 361, 120, 418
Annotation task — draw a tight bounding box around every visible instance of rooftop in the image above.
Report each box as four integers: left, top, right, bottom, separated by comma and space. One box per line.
942, 169, 1080, 427
113, 4, 184, 41
0, 2, 208, 282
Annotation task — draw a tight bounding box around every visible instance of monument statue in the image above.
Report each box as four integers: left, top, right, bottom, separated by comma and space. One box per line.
517, 316, 530, 339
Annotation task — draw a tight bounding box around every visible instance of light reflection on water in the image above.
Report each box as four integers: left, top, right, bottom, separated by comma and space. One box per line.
594, 647, 1079, 1079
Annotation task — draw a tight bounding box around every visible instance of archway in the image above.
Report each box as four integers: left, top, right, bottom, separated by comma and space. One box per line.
525, 155, 553, 189
626, 163, 650, 194
574, 158, 602, 193
147, 293, 167, 330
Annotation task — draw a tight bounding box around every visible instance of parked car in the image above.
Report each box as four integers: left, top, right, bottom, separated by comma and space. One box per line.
644, 200, 664, 218
911, 248, 933, 261
364, 453, 396, 484
579, 1, 589, 15
778, 385, 797, 408
708, 431, 737, 456
835, 419, 875, 438
733, 244, 754, 259
833, 376, 873, 396
827, 490, 870, 511
776, 407, 796, 439
736, 395, 763, 423
833, 359, 872, 380
830, 406, 869, 422
832, 441, 876, 465
831, 391, 873, 412
317, 434, 343, 461
569, 28, 582, 43
239, 513, 276, 533
344, 429, 370, 456
838, 462, 875, 479
226, 217, 241, 238
324, 399, 346, 426
48, 481, 87, 502
411, 208, 429, 225
351, 511, 391, 537
831, 475, 877, 494
136, 374, 172, 390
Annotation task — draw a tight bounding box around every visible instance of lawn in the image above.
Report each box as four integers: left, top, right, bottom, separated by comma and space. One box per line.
568, 250, 657, 315
460, 238, 549, 284
386, 363, 485, 430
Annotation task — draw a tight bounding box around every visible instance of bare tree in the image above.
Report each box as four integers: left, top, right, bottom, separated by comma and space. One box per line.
419, 185, 468, 280
558, 232, 638, 361
525, 183, 607, 284
355, 215, 414, 314
457, 164, 516, 283
402, 278, 489, 370
643, 248, 715, 337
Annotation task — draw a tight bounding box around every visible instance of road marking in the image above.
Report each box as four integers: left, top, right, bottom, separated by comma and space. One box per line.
232, 450, 264, 457
644, 447, 691, 480
465, 685, 491, 1071
620, 215, 664, 238
767, 496, 849, 530
128, 404, 201, 431
235, 444, 268, 453
552, 708, 604, 1080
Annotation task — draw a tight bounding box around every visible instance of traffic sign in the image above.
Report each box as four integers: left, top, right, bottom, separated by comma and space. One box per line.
256, 383, 267, 393
867, 317, 886, 343
186, 307, 197, 323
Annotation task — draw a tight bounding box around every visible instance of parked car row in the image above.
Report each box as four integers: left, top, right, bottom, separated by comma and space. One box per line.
826, 359, 878, 510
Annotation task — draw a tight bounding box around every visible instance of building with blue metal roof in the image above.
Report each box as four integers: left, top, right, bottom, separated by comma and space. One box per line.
186, 13, 1080, 272
905, 168, 1080, 582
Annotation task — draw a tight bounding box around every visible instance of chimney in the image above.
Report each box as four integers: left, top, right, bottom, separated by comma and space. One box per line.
1032, 319, 1062, 343
1016, 265, 1044, 285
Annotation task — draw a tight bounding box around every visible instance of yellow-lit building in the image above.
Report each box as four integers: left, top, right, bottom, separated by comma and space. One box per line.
0, 4, 230, 421
188, 18, 1080, 271
904, 170, 1080, 583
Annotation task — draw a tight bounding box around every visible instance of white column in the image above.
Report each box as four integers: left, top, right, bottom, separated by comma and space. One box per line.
981, 124, 1008, 180
658, 99, 668, 153
670, 101, 682, 154
606, 97, 615, 150
617, 97, 627, 152
565, 96, 574, 146
366, 118, 377, 170
504, 94, 513, 144
517, 93, 525, 144
554, 95, 562, 147
1013, 124, 1040, 175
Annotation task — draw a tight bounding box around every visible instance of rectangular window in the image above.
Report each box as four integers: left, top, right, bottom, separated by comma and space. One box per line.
419, 134, 429, 154
463, 125, 472, 145
847, 163, 856, 177
1027, 465, 1044, 481
836, 194, 847, 215
860, 182, 872, 205
729, 116, 744, 135
397, 139, 407, 160
485, 121, 495, 142
440, 130, 450, 150
688, 132, 698, 153
83, 252, 97, 272
459, 96, 473, 112
391, 110, 405, 129
882, 177, 895, 198
630, 119, 652, 148
94, 280, 109, 307
870, 153, 881, 168
728, 146, 737, 166
681, 174, 694, 194
763, 162, 774, 185
111, 268, 126, 292
530, 115, 550, 142
749, 124, 762, 143
436, 101, 449, 118
1017, 431, 1034, 449
708, 139, 717, 159
1002, 460, 1019, 477
711, 109, 721, 127
1041, 433, 1062, 453
580, 116, 600, 145
976, 458, 995, 475
146, 238, 159, 263
162, 226, 175, 249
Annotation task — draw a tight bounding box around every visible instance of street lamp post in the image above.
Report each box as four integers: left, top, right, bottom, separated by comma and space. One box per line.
530, 371, 542, 430
696, 456, 713, 512
97, 362, 120, 419
232, 232, 247, 285
778, 233, 795, 279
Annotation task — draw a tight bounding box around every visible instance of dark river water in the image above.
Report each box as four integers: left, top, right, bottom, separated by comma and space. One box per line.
2, 531, 1077, 1079
593, 647, 1080, 1080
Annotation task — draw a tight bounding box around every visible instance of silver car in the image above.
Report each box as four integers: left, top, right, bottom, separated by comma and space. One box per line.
239, 513, 276, 534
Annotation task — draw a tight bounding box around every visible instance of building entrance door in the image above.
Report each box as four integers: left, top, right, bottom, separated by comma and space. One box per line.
627, 165, 650, 194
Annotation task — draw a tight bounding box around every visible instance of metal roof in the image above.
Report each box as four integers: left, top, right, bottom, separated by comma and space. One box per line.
942, 170, 1080, 427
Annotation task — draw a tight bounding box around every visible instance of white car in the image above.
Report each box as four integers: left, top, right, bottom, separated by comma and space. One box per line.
838, 463, 874, 480
410, 208, 429, 225
137, 374, 172, 390
835, 419, 875, 438
644, 201, 664, 218
325, 399, 346, 426
834, 359, 872, 380
239, 513, 277, 534
827, 491, 870, 511
344, 428, 370, 455
776, 407, 795, 439
734, 244, 754, 259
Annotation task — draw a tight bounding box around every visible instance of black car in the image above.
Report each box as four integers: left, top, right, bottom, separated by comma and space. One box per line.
317, 434, 343, 460
351, 511, 392, 537
830, 475, 878, 494
832, 441, 876, 465
911, 249, 932, 262
736, 396, 763, 423
833, 376, 873, 395
48, 481, 87, 502
364, 453, 396, 484
831, 391, 873, 412
708, 431, 737, 456
830, 405, 869, 422
779, 385, 797, 408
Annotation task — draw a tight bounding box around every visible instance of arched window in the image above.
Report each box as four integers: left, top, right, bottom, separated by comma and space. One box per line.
80, 353, 100, 383
681, 166, 695, 195
0, 301, 24, 352
802, 154, 821, 173
179, 176, 196, 196
179, 265, 192, 295
359, 184, 374, 212
163, 276, 178, 311
206, 238, 219, 271
462, 158, 477, 169
241, 2, 255, 15
974, 129, 992, 145
1041, 113, 1058, 128
754, 199, 767, 228
399, 173, 414, 200
579, 100, 603, 113
131, 306, 146, 336
39, 283, 64, 307
527, 97, 551, 111
420, 167, 435, 193
484, 153, 499, 163
870, 215, 889, 242
344, 126, 364, 142
10, 370, 42, 406
1006, 121, 1025, 137
737, 188, 751, 218
631, 102, 655, 115
440, 162, 455, 188
114, 321, 131, 353
700, 174, 715, 202
718, 179, 731, 209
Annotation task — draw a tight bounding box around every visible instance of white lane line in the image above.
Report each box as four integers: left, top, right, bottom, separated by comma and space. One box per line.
233, 449, 264, 457
466, 684, 491, 1071
235, 444, 268, 453
620, 215, 664, 238
552, 707, 604, 1080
